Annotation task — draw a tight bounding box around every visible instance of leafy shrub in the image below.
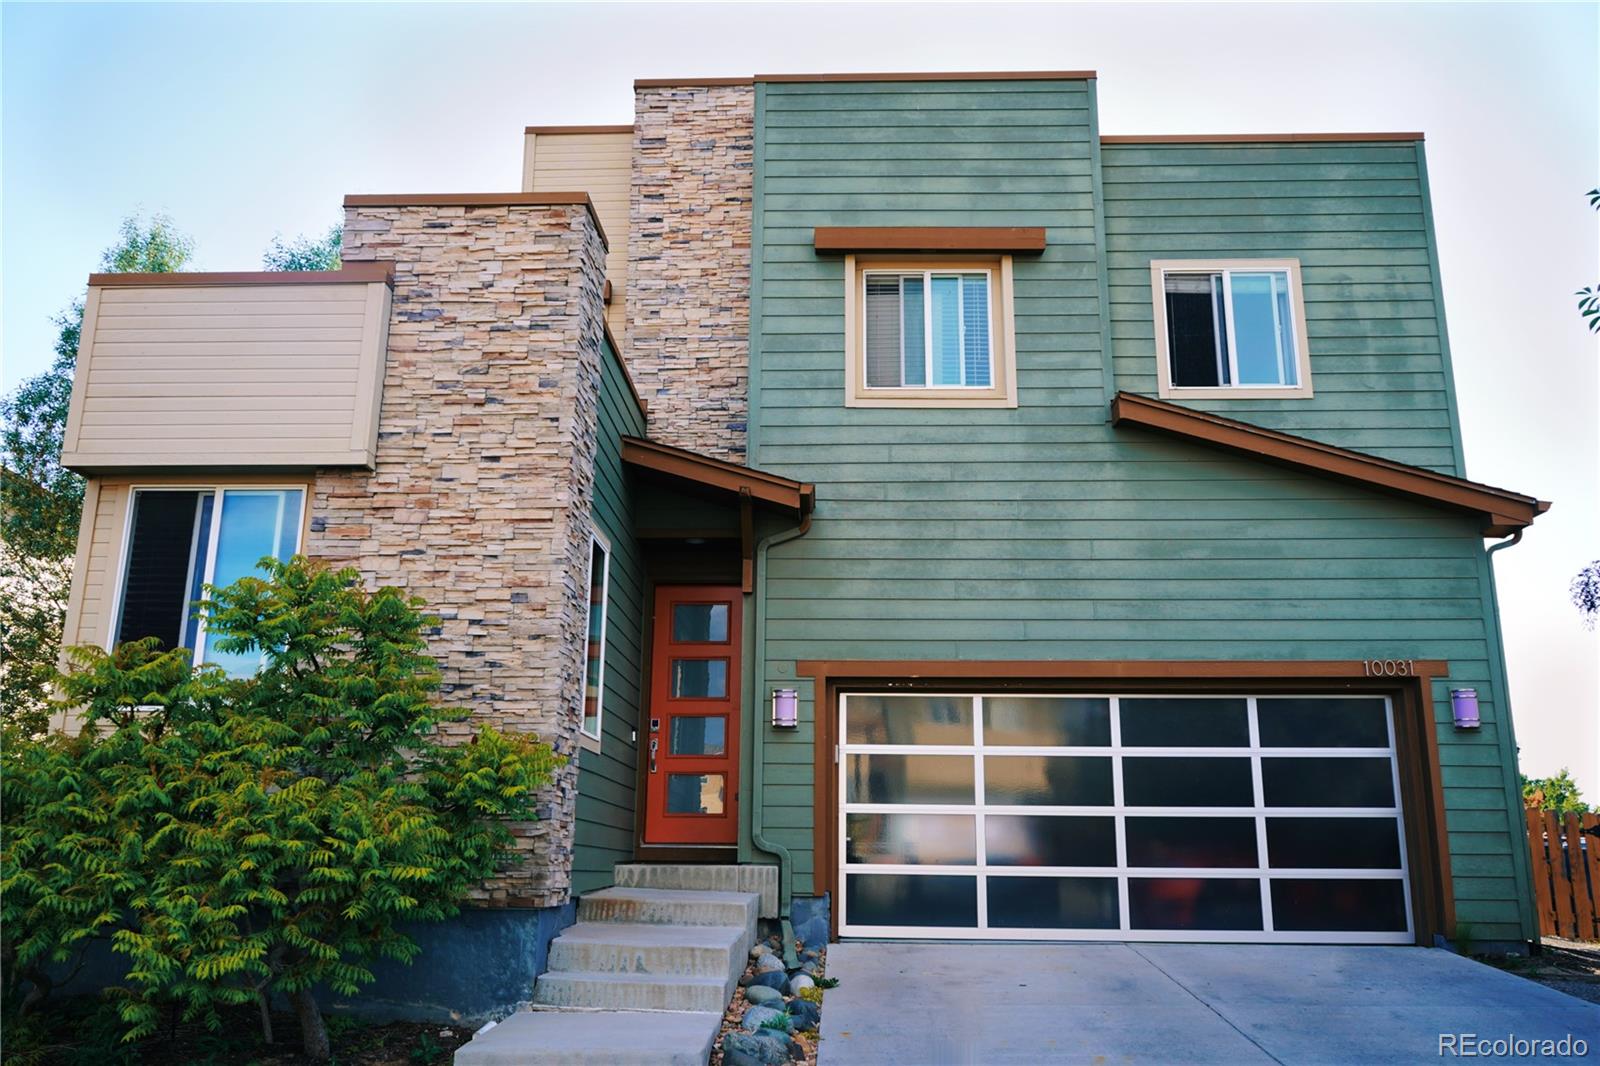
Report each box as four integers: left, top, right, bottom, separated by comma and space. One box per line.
1, 557, 562, 1061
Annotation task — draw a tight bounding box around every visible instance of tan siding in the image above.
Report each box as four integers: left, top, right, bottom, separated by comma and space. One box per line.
524, 130, 631, 339
60, 280, 390, 472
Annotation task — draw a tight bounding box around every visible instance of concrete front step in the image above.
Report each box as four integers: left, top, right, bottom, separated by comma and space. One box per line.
548, 921, 746, 980
615, 863, 779, 918
453, 1009, 720, 1066
577, 886, 759, 929
532, 969, 734, 1013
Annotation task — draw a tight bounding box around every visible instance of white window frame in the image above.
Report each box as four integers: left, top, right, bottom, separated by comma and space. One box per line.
578, 529, 612, 749
862, 267, 995, 390
837, 692, 1411, 944
107, 483, 308, 668
844, 255, 1018, 409
1150, 259, 1314, 400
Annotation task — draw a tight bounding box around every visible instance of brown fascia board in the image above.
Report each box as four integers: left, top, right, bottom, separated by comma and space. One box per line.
1101, 132, 1423, 144
341, 192, 608, 251
634, 77, 755, 88
524, 124, 632, 135
621, 436, 813, 514
89, 262, 394, 287
814, 226, 1047, 254
1110, 392, 1548, 536
756, 70, 1096, 83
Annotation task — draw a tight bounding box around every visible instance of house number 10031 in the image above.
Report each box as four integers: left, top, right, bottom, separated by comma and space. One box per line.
1363, 659, 1415, 677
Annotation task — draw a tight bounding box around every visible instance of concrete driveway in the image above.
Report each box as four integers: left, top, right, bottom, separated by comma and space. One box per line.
818, 943, 1599, 1064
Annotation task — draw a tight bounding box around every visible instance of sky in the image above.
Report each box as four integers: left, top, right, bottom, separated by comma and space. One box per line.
3, 2, 1597, 794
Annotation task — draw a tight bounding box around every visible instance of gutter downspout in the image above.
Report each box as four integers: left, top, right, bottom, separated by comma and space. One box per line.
747, 490, 813, 968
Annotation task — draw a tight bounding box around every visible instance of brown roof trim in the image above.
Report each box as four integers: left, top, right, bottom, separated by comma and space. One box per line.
796, 658, 1450, 681
601, 321, 647, 420
88, 262, 394, 288
634, 77, 754, 88
1110, 392, 1548, 536
524, 124, 632, 135
756, 70, 1096, 83
621, 436, 813, 515
1101, 132, 1424, 144
814, 226, 1047, 254
342, 192, 607, 251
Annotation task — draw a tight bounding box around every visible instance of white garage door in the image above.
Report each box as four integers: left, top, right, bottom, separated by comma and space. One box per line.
838, 692, 1412, 944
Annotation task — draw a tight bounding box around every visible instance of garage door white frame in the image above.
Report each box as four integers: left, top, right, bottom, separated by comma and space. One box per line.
837, 691, 1413, 944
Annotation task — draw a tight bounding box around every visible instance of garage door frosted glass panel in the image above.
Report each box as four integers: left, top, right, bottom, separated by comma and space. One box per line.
1267, 817, 1402, 870
845, 813, 976, 865
1262, 757, 1395, 808
1129, 878, 1263, 930
1257, 698, 1389, 748
1122, 757, 1254, 807
846, 874, 978, 927
845, 754, 975, 804
1271, 879, 1408, 932
846, 695, 973, 745
985, 815, 1116, 867
1119, 698, 1249, 748
1125, 817, 1258, 868
983, 697, 1110, 747
983, 756, 1112, 805
987, 877, 1119, 929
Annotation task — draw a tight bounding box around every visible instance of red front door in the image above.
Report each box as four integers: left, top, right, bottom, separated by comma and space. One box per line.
644, 586, 741, 845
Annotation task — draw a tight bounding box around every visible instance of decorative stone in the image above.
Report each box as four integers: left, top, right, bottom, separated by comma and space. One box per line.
744, 984, 784, 1007
749, 970, 787, 991
800, 961, 819, 976
750, 943, 773, 959
787, 973, 814, 995
723, 1032, 790, 1066
786, 998, 821, 1030
754, 953, 785, 974
740, 1005, 792, 1034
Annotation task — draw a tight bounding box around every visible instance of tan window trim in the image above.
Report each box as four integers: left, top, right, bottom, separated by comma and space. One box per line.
1150, 258, 1314, 401
843, 254, 1018, 409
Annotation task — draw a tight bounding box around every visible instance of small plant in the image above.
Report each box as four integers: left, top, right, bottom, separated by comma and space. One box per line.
758, 1013, 792, 1031
815, 976, 840, 989
797, 985, 824, 1005
410, 1031, 445, 1064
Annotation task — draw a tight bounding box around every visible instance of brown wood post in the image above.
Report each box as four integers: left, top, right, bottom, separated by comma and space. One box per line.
1547, 810, 1577, 937
1571, 813, 1599, 942
1526, 807, 1558, 937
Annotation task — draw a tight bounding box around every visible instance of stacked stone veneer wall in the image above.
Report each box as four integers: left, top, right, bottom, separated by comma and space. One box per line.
311, 201, 608, 907
628, 83, 754, 461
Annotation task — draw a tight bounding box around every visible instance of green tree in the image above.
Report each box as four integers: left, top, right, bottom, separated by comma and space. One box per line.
1578, 188, 1600, 332
262, 225, 341, 271
0, 215, 193, 731
1521, 768, 1590, 814
1, 557, 561, 1061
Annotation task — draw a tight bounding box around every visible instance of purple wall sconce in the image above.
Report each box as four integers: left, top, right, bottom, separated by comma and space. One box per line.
1450, 688, 1480, 730
772, 688, 799, 728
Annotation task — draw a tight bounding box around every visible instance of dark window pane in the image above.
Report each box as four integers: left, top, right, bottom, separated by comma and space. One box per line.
665, 773, 724, 815
845, 874, 977, 928
1126, 817, 1258, 868
669, 716, 726, 756
672, 603, 729, 643
845, 695, 973, 746
1119, 697, 1250, 747
988, 876, 1119, 929
1271, 878, 1408, 932
1123, 757, 1254, 807
1165, 273, 1228, 387
1266, 818, 1402, 870
845, 754, 974, 805
1129, 878, 1262, 930
1262, 757, 1394, 808
984, 756, 1112, 806
117, 491, 204, 650
670, 659, 727, 699
1257, 698, 1390, 749
985, 815, 1116, 867
983, 697, 1110, 747
846, 813, 975, 865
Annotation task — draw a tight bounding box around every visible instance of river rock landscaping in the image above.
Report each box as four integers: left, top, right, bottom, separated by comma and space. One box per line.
711, 934, 831, 1066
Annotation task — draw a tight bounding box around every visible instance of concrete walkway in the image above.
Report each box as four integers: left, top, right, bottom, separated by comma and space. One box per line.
818, 943, 1600, 1064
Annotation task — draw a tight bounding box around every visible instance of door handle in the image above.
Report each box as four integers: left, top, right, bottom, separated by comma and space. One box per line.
648, 737, 659, 774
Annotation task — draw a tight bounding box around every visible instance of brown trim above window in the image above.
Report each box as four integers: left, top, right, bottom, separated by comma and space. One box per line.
801, 658, 1454, 947
524, 124, 633, 135
88, 263, 393, 288
815, 227, 1046, 255
1111, 391, 1549, 536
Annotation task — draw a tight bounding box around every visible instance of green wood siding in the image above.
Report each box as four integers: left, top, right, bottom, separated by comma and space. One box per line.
749, 79, 1532, 941
572, 338, 648, 894
1102, 140, 1465, 475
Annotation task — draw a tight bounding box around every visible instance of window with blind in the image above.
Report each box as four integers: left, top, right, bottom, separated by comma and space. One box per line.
845, 256, 1017, 408
1151, 259, 1314, 399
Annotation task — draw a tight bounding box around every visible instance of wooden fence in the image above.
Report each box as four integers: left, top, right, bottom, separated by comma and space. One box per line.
1525, 807, 1599, 941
